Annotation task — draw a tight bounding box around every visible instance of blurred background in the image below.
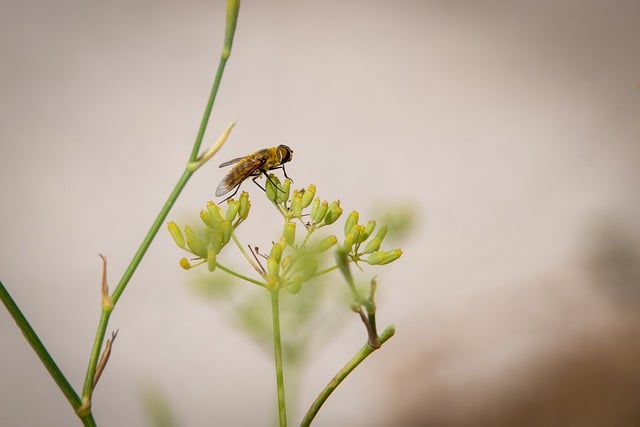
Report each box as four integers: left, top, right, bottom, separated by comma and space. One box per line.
1, 1, 639, 426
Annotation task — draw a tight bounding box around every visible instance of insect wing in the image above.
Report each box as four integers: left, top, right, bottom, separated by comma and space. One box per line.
215, 156, 264, 197
218, 156, 244, 168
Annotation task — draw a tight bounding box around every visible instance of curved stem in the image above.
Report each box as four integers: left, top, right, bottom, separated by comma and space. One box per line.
271, 290, 288, 427
300, 325, 396, 427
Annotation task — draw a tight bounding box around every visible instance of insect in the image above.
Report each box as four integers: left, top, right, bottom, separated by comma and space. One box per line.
215, 145, 294, 201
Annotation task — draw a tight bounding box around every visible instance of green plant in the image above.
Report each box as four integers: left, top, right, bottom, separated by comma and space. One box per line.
0, 1, 401, 425
168, 176, 401, 425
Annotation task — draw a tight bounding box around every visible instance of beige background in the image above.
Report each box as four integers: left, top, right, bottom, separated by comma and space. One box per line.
1, 1, 639, 426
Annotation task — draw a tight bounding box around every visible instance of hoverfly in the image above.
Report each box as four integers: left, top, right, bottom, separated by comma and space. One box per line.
215, 145, 294, 201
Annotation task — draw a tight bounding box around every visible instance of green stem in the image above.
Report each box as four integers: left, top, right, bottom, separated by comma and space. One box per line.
81, 0, 242, 411
189, 0, 240, 163
216, 262, 266, 287
0, 281, 97, 427
300, 325, 396, 427
81, 170, 193, 402
271, 290, 288, 427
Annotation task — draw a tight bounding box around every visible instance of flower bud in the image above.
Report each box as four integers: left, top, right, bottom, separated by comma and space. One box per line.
277, 178, 291, 204
362, 237, 382, 254
379, 249, 402, 265
375, 225, 388, 242
323, 200, 342, 225
269, 242, 284, 265
291, 191, 303, 218
366, 249, 402, 265
344, 211, 359, 236
343, 232, 356, 251
238, 191, 250, 221
312, 235, 337, 252
310, 198, 321, 222
365, 251, 387, 265
362, 220, 376, 241
312, 200, 328, 223
301, 184, 316, 208
286, 275, 303, 294
283, 221, 296, 246
167, 222, 185, 248
267, 257, 280, 280
207, 201, 224, 221
265, 174, 281, 202
225, 199, 240, 221
179, 258, 191, 270
351, 224, 365, 244
210, 228, 225, 254
185, 226, 208, 258
200, 209, 215, 228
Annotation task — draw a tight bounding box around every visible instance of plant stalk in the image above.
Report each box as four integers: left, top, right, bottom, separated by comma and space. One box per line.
271, 290, 288, 427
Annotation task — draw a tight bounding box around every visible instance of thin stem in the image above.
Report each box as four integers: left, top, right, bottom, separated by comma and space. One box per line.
189, 0, 240, 163
271, 290, 288, 427
81, 0, 242, 410
0, 281, 97, 427
300, 325, 395, 427
216, 262, 266, 288
81, 170, 193, 402
310, 265, 339, 279
231, 233, 265, 276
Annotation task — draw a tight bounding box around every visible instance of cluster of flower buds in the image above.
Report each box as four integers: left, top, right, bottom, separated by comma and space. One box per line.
167, 191, 251, 271
342, 211, 402, 266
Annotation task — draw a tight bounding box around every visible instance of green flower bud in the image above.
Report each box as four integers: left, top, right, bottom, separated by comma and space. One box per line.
344, 211, 359, 236
269, 242, 284, 265
277, 178, 291, 204
200, 209, 215, 228
207, 247, 217, 272
362, 237, 382, 254
267, 257, 280, 280
291, 191, 303, 219
210, 228, 225, 254
351, 224, 365, 244
238, 191, 250, 221
301, 184, 316, 208
207, 201, 224, 221
185, 225, 208, 258
225, 199, 240, 221
375, 225, 388, 241
363, 220, 376, 241
366, 249, 402, 265
221, 219, 233, 245
323, 200, 342, 225
310, 198, 321, 221
281, 255, 292, 271
286, 275, 303, 294
283, 221, 296, 246
312, 235, 337, 252
312, 200, 329, 223
265, 174, 281, 202
365, 251, 387, 265
343, 231, 356, 251
379, 249, 402, 265
167, 222, 185, 248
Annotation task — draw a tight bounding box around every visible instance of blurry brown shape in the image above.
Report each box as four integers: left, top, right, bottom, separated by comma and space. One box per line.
380, 231, 640, 426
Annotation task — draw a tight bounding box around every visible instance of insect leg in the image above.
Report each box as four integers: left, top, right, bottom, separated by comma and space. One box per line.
255, 171, 288, 195
220, 184, 242, 203
282, 164, 292, 182
252, 174, 267, 192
